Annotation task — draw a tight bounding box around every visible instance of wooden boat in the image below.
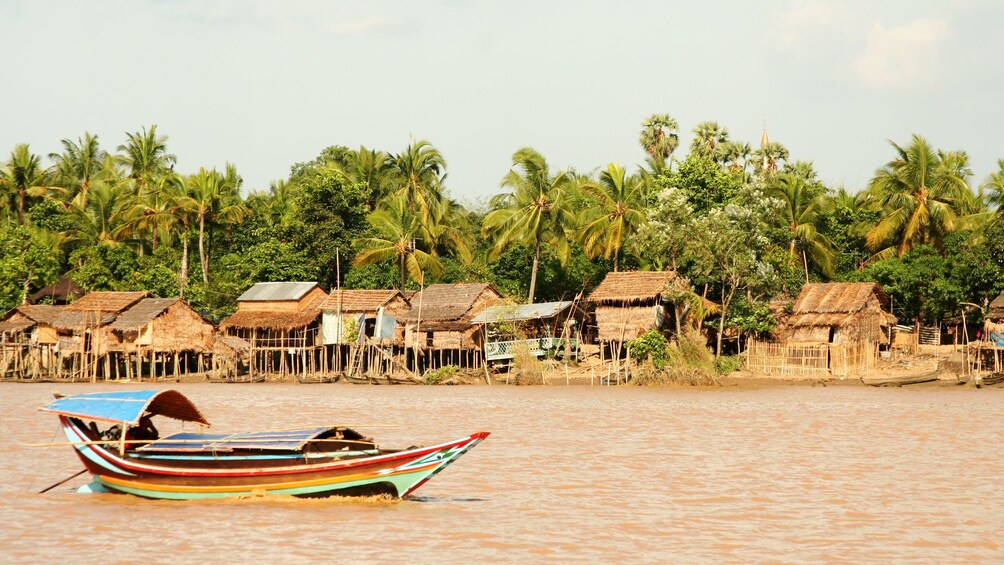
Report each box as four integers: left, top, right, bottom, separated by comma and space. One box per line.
859, 370, 939, 387
40, 390, 488, 500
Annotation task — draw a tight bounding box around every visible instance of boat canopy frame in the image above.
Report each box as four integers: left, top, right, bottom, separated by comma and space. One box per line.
40, 389, 210, 426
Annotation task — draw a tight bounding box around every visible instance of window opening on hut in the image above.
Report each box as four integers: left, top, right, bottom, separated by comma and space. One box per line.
426, 330, 434, 347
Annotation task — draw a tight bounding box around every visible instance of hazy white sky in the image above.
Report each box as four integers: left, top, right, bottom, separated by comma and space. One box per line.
2, 0, 1002, 204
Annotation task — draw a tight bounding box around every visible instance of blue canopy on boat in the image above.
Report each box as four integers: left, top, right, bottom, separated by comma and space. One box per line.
40, 389, 210, 426
136, 428, 334, 453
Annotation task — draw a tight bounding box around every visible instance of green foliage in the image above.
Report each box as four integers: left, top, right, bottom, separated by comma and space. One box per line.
714, 355, 744, 375
626, 330, 672, 369
0, 225, 60, 310
853, 245, 963, 324
726, 299, 777, 336
656, 154, 742, 214
424, 364, 460, 385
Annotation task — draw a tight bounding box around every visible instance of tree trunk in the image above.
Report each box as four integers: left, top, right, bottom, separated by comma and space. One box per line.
400, 252, 406, 290
715, 285, 737, 359
613, 250, 619, 273
22, 268, 32, 305
528, 240, 541, 304
199, 214, 209, 284
802, 248, 810, 283
180, 233, 189, 299
18, 188, 26, 225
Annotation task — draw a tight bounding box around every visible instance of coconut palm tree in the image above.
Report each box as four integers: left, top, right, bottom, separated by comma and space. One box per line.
0, 144, 51, 225
387, 140, 446, 220
49, 133, 106, 202
177, 167, 249, 284
116, 125, 176, 195
354, 194, 444, 289
984, 159, 1004, 212
690, 121, 729, 160
327, 146, 393, 207
424, 195, 472, 266
639, 114, 680, 172
578, 163, 648, 271
864, 135, 974, 260
768, 173, 836, 280
62, 182, 130, 247
482, 147, 577, 303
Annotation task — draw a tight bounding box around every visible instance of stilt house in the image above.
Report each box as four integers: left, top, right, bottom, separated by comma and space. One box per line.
53, 291, 149, 380
471, 301, 581, 362
320, 289, 410, 345
109, 298, 216, 378
0, 304, 64, 379
401, 283, 502, 370
218, 282, 328, 378
587, 271, 678, 344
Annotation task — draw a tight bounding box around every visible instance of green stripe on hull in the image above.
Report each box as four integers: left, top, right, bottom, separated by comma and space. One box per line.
96, 470, 431, 500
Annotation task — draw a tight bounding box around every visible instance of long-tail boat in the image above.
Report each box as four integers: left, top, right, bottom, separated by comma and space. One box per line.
40, 389, 488, 500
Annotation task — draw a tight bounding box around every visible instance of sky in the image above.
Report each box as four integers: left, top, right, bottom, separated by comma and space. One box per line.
2, 0, 1003, 206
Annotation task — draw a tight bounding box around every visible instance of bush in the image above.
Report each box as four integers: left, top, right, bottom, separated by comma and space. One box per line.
714, 355, 744, 375
626, 330, 672, 369
424, 365, 460, 385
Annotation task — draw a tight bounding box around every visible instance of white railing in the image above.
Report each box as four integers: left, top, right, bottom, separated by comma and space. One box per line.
484, 338, 579, 361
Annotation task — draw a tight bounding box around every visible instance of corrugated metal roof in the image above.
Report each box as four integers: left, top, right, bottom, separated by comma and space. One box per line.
237, 282, 321, 302
471, 301, 573, 324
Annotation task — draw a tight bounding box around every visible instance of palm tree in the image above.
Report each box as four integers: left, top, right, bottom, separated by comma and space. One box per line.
63, 182, 130, 247
118, 172, 184, 254
690, 121, 729, 160
424, 195, 472, 266
327, 146, 393, 207
482, 147, 577, 303
639, 114, 680, 172
864, 135, 974, 260
578, 163, 648, 271
387, 140, 446, 219
0, 144, 51, 225
354, 194, 444, 289
768, 173, 836, 280
178, 167, 249, 284
755, 141, 789, 174
49, 133, 106, 202
984, 159, 1004, 212
721, 141, 753, 175
116, 125, 176, 195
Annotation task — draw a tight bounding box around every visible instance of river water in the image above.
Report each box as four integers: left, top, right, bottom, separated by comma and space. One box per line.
1, 383, 1003, 563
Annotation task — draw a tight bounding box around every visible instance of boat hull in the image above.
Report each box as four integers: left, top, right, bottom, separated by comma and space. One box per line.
60, 417, 487, 500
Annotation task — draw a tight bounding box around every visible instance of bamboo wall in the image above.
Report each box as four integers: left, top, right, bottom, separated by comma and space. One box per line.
595, 305, 662, 342
745, 339, 876, 377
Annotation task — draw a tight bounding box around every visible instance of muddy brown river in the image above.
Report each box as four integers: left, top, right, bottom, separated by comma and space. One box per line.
2, 383, 1002, 563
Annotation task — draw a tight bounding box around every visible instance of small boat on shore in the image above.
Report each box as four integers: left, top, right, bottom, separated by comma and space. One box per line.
859, 371, 939, 387
39, 390, 488, 500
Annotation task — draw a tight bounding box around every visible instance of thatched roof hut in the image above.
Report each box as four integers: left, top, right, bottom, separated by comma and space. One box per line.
319, 289, 410, 345
110, 298, 215, 353
320, 289, 410, 315
54, 291, 150, 355
0, 304, 64, 344
219, 282, 328, 334
587, 271, 678, 342
66, 291, 149, 314
401, 283, 502, 350
784, 282, 896, 344
28, 275, 84, 305
988, 291, 1004, 322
